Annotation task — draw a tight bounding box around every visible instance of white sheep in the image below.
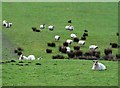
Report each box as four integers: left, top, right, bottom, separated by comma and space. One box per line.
40, 24, 45, 29
3, 20, 12, 28
89, 45, 98, 50
48, 25, 54, 31
66, 46, 71, 52
55, 35, 60, 41
78, 40, 85, 45
19, 54, 35, 60
92, 60, 106, 71
66, 39, 73, 44
65, 25, 74, 31
70, 34, 77, 38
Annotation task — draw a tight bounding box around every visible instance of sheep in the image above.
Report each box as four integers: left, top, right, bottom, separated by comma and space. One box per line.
81, 36, 86, 40
40, 24, 45, 29
103, 54, 114, 60
35, 29, 41, 32
73, 37, 79, 42
46, 49, 52, 53
68, 20, 72, 23
52, 55, 64, 59
27, 55, 35, 60
32, 27, 37, 31
19, 54, 36, 60
48, 25, 54, 31
66, 39, 73, 44
70, 34, 77, 38
59, 46, 67, 53
55, 35, 60, 41
3, 20, 12, 28
74, 50, 83, 58
66, 46, 71, 53
74, 46, 80, 50
47, 42, 56, 47
63, 42, 68, 47
89, 45, 98, 50
110, 43, 120, 48
65, 25, 74, 31
84, 30, 88, 32
104, 48, 112, 55
83, 33, 88, 37
78, 40, 85, 46
92, 60, 107, 71
67, 51, 75, 58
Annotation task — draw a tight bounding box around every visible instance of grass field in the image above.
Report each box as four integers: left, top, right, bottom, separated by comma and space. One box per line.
2, 2, 118, 86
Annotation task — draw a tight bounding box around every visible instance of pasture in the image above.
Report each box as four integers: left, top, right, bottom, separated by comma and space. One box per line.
2, 2, 118, 86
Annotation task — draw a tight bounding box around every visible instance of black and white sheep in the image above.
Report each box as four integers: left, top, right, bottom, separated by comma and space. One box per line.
78, 40, 85, 46
3, 20, 12, 28
55, 35, 60, 41
48, 25, 54, 31
19, 54, 35, 60
70, 34, 77, 38
40, 24, 46, 29
92, 60, 106, 71
89, 45, 98, 50
66, 39, 73, 44
65, 25, 74, 31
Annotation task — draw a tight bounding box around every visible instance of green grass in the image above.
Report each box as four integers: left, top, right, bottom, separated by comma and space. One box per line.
2, 2, 118, 86
2, 60, 118, 86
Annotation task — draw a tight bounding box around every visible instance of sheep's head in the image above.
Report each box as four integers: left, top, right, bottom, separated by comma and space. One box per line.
93, 60, 98, 66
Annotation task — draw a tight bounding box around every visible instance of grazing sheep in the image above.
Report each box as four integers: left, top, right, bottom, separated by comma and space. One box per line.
40, 24, 45, 29
47, 42, 56, 47
48, 25, 54, 31
68, 20, 72, 23
81, 36, 86, 40
89, 45, 98, 50
73, 37, 79, 42
74, 50, 83, 58
55, 35, 60, 41
104, 48, 112, 55
110, 43, 119, 48
46, 49, 52, 53
84, 30, 88, 32
66, 46, 71, 53
70, 34, 77, 38
65, 25, 74, 31
74, 46, 80, 50
83, 33, 88, 37
66, 39, 73, 44
92, 60, 106, 71
63, 42, 68, 47
78, 40, 85, 46
35, 29, 41, 32
52, 55, 64, 59
59, 46, 67, 53
32, 27, 37, 31
67, 51, 75, 58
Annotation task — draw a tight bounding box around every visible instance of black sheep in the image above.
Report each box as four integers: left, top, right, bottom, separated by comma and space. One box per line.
73, 37, 79, 42
59, 46, 67, 53
83, 33, 88, 37
74, 46, 80, 50
110, 43, 119, 48
81, 36, 86, 40
47, 42, 56, 47
63, 42, 68, 47
67, 51, 75, 58
32, 27, 37, 31
46, 49, 52, 53
104, 48, 112, 55
74, 50, 83, 58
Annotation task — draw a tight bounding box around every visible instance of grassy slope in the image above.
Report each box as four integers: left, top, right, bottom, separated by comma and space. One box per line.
2, 2, 118, 86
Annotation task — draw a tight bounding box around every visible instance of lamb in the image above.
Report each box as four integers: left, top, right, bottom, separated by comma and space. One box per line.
40, 24, 45, 29
55, 35, 60, 41
70, 34, 77, 38
48, 25, 54, 31
66, 39, 73, 44
92, 60, 106, 71
89, 45, 98, 50
78, 40, 85, 46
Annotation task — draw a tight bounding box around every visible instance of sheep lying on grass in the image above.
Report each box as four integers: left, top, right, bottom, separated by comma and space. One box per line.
92, 60, 106, 71
19, 54, 36, 60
